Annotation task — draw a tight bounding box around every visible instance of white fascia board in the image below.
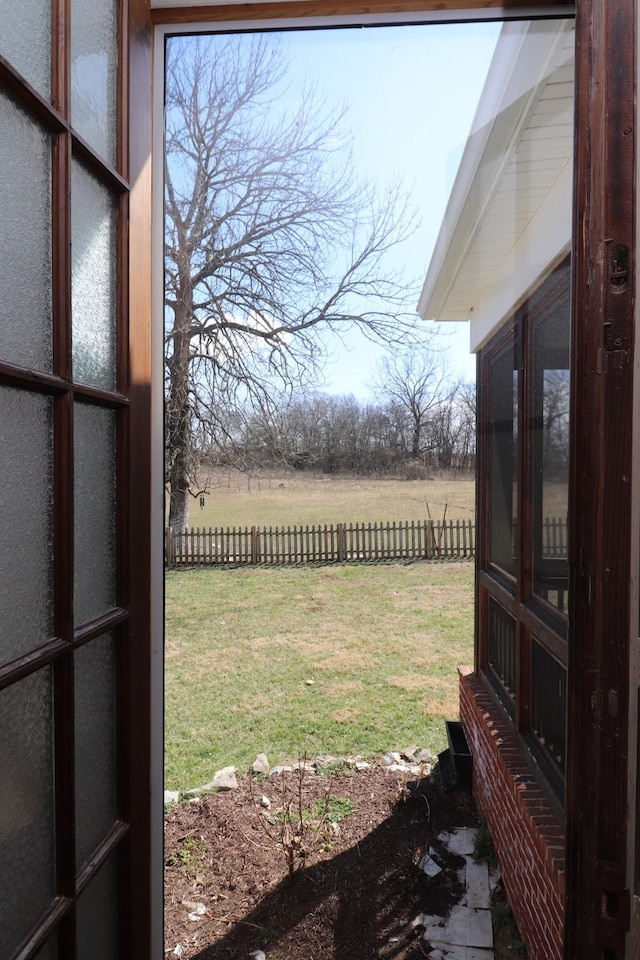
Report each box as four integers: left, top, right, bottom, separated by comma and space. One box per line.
417, 19, 572, 324
468, 157, 571, 352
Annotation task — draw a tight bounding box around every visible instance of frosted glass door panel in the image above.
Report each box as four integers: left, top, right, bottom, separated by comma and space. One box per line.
76, 856, 118, 960
0, 388, 54, 665
0, 1, 51, 100
74, 404, 117, 626
0, 92, 52, 372
72, 161, 117, 390
75, 634, 116, 868
0, 670, 55, 958
70, 0, 117, 166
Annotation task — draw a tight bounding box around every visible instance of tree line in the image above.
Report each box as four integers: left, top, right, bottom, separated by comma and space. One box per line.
195, 382, 476, 479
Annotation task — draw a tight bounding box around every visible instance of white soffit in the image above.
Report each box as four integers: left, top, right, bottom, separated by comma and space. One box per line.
417, 18, 574, 348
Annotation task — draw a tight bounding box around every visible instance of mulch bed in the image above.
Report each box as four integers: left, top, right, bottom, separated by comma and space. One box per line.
164, 764, 523, 960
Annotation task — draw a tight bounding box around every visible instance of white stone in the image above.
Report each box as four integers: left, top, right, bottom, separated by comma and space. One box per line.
164, 790, 179, 805
252, 753, 270, 775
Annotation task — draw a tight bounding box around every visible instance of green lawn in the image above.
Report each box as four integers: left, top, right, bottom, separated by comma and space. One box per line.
165, 560, 474, 791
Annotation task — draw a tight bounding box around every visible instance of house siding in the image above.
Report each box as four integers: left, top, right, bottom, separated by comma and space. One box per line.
459, 666, 565, 960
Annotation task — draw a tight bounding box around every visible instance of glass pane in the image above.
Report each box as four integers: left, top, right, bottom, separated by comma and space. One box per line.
489, 336, 518, 576
74, 404, 117, 626
72, 161, 117, 391
77, 855, 118, 960
0, 0, 51, 100
75, 634, 117, 868
0, 669, 55, 957
0, 388, 54, 665
531, 639, 566, 778
0, 91, 52, 372
71, 0, 117, 165
532, 261, 570, 612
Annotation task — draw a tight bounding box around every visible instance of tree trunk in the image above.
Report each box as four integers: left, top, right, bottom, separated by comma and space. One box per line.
167, 264, 194, 530
168, 453, 190, 530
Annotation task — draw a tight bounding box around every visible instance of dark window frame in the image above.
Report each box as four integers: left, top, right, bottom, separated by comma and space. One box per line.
478, 256, 571, 810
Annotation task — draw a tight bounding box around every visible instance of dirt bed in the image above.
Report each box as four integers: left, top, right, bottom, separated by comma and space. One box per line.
164, 765, 524, 960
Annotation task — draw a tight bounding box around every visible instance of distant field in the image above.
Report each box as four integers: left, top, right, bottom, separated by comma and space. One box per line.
183, 470, 476, 529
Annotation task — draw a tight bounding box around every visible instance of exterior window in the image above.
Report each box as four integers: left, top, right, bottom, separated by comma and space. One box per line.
532, 284, 570, 613
480, 257, 570, 804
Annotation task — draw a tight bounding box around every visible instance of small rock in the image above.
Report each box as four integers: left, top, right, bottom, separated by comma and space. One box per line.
260, 795, 271, 808
400, 746, 420, 761
172, 946, 184, 958
269, 765, 293, 777
386, 763, 409, 773
291, 759, 315, 772
182, 900, 206, 915
249, 951, 267, 960
252, 753, 270, 775
305, 678, 315, 685
315, 754, 339, 769
354, 761, 370, 771
414, 748, 431, 764
382, 752, 402, 766
164, 790, 179, 805
187, 766, 238, 794
211, 766, 238, 791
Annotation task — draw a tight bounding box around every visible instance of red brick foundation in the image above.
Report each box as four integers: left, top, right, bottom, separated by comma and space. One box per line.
458, 666, 565, 960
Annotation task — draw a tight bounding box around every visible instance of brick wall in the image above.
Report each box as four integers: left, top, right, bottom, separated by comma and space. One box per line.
459, 666, 565, 960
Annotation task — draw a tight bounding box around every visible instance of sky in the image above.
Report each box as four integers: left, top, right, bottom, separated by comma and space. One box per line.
266, 21, 502, 399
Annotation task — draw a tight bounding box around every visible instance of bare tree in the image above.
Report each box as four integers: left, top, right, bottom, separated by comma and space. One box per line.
164, 33, 419, 528
373, 344, 456, 462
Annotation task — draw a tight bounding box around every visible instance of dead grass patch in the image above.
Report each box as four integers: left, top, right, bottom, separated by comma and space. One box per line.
332, 707, 361, 723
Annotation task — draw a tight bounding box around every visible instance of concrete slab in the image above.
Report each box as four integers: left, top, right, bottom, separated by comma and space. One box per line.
427, 904, 493, 950
424, 942, 494, 960
464, 857, 491, 909
442, 827, 478, 857
466, 907, 494, 949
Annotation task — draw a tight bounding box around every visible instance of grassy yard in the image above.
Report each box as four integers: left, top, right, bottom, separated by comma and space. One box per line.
165, 560, 474, 791
187, 471, 475, 528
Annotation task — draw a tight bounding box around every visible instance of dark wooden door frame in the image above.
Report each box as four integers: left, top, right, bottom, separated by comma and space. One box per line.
566, 1, 637, 958
133, 1, 640, 957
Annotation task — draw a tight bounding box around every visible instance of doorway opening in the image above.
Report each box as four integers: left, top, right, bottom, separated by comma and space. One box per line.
158, 13, 574, 959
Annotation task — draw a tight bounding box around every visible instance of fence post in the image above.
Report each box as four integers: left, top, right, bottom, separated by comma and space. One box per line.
251, 525, 258, 564
425, 520, 433, 559
337, 523, 345, 562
